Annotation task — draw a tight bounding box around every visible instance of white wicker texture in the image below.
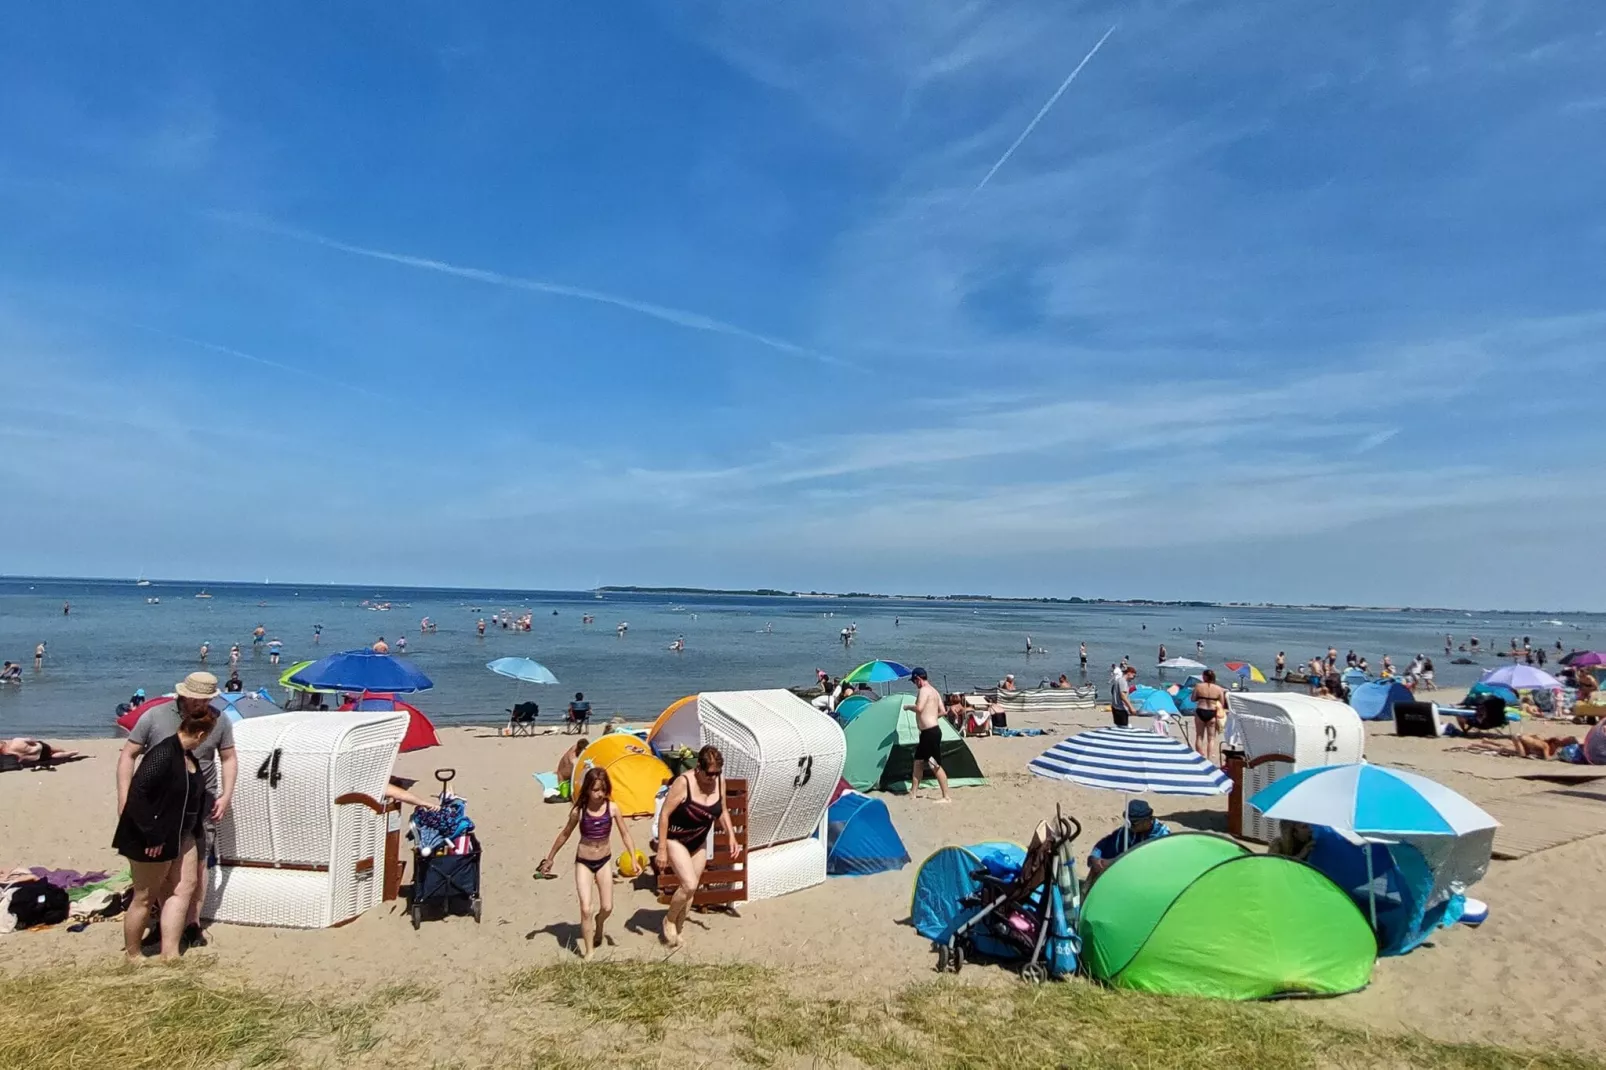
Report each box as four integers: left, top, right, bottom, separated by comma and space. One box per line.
743, 835, 827, 901
1225, 692, 1364, 843
205, 710, 406, 928
696, 690, 845, 850
203, 867, 337, 929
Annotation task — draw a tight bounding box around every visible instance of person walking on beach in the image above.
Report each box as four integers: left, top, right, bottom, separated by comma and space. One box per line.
114, 699, 218, 962
1275, 651, 1286, 680
313, 623, 323, 644
1195, 639, 1204, 657
268, 638, 282, 665
62, 601, 70, 616
118, 672, 236, 952
252, 625, 266, 648
229, 644, 241, 669
656, 745, 740, 949
372, 636, 389, 654
1191, 670, 1229, 760
33, 642, 44, 670
1112, 666, 1138, 727
538, 767, 640, 959
477, 618, 486, 637
198, 642, 209, 663
395, 634, 406, 655
910, 668, 951, 803
1158, 644, 1167, 665
1079, 642, 1088, 672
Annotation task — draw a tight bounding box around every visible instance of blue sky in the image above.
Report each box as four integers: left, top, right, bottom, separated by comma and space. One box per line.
3, 2, 1604, 609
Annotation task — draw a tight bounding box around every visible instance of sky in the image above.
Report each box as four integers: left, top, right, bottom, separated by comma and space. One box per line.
2, 2, 1604, 609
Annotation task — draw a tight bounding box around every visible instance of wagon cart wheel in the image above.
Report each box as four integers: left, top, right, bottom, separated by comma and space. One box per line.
410, 904, 422, 930
951, 944, 965, 973
935, 945, 950, 973
1020, 963, 1048, 985
472, 897, 482, 923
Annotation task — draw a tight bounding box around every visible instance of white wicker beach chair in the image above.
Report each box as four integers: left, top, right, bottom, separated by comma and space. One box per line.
204, 709, 408, 928
695, 690, 846, 851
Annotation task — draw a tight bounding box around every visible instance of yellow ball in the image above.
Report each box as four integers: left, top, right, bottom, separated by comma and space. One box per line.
617, 850, 647, 877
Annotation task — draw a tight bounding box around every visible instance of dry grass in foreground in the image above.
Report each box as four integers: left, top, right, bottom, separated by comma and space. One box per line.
3, 960, 1598, 1070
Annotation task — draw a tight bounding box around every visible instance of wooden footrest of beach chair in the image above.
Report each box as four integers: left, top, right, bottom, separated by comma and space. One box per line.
657, 778, 748, 907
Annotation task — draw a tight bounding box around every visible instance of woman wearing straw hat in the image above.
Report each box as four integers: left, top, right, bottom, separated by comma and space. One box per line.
113, 694, 220, 961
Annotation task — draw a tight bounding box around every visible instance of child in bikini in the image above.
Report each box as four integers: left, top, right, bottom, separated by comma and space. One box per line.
538, 767, 639, 959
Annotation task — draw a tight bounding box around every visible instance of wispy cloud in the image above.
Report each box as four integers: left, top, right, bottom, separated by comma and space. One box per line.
1354, 428, 1401, 454
210, 212, 850, 369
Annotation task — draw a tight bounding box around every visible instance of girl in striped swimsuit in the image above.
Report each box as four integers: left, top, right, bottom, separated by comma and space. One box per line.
539, 767, 639, 959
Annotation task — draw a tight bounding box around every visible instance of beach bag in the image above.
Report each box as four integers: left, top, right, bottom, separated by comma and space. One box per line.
8, 880, 69, 928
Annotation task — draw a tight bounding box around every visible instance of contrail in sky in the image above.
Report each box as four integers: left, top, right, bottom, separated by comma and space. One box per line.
211, 212, 849, 369
971, 23, 1118, 195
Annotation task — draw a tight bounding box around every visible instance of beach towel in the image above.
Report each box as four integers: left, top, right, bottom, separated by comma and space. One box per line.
532, 772, 562, 801
994, 727, 1048, 737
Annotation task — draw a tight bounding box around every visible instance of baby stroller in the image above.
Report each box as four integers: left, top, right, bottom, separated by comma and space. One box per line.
409, 769, 483, 928
933, 809, 1082, 983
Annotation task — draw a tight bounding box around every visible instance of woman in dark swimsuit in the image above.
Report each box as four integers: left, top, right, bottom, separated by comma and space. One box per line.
655, 745, 740, 948
539, 767, 638, 959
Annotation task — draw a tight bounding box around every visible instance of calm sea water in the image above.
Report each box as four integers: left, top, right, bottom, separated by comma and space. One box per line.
1, 577, 1600, 737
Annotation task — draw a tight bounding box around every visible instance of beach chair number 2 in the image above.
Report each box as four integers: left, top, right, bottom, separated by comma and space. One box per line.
256, 748, 284, 789
793, 755, 813, 788
1323, 725, 1338, 756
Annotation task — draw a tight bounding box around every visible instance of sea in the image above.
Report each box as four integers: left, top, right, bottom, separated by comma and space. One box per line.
1, 577, 1600, 737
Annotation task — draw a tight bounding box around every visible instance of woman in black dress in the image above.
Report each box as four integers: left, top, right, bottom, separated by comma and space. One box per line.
113, 705, 216, 962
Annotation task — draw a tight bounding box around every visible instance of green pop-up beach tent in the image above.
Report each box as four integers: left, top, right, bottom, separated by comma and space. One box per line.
841, 696, 986, 793
1079, 833, 1375, 1000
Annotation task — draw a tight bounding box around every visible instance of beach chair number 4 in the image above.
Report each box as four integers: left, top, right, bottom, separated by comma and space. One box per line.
1323, 725, 1338, 756
793, 755, 813, 789
256, 748, 284, 789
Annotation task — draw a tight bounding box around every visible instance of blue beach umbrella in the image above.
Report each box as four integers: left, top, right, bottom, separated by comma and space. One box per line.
289, 649, 434, 694
1250, 763, 1499, 929
486, 657, 560, 685
1250, 763, 1498, 840
844, 660, 911, 685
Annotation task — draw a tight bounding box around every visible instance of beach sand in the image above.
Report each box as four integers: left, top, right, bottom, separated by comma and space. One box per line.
4, 693, 1603, 1049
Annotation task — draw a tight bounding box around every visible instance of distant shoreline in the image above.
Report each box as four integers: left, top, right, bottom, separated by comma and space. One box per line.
1, 575, 1595, 617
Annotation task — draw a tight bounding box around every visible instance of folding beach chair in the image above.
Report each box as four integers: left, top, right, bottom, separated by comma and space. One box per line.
506, 702, 540, 737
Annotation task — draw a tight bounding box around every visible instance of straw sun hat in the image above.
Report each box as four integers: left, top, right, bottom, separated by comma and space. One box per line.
174, 671, 220, 701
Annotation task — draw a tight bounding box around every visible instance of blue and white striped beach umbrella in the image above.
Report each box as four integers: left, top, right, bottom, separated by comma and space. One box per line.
1250, 763, 1498, 839
1028, 726, 1232, 796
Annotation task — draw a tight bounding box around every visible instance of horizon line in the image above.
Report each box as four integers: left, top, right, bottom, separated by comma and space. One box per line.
1, 574, 1597, 617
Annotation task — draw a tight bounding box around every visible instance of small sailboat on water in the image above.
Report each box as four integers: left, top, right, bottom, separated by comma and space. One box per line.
195, 590, 213, 599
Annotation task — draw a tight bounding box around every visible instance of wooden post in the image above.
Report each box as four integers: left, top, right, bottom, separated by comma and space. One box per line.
383, 798, 403, 902
1223, 749, 1245, 838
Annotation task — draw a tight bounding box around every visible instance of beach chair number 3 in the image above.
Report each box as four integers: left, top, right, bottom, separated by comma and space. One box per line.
1323, 725, 1338, 756
793, 756, 813, 788
256, 748, 284, 788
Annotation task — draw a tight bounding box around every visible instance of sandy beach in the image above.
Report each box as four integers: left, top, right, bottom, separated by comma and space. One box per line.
4, 691, 1604, 1053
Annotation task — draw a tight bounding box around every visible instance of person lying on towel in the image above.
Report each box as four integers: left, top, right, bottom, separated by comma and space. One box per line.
1086, 800, 1170, 884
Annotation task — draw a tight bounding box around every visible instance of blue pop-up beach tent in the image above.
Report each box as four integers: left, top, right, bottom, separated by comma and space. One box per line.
1350, 679, 1414, 721
826, 792, 910, 876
